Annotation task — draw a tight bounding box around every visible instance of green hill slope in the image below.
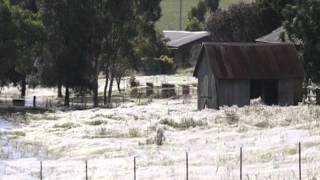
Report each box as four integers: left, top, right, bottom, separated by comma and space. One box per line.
157, 0, 252, 31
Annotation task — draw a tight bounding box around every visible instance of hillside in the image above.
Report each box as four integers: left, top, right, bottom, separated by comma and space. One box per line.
157, 0, 252, 31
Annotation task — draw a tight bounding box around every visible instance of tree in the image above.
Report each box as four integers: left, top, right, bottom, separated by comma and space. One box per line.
81, 0, 110, 107
256, 0, 296, 18
101, 0, 136, 105
0, 0, 44, 97
283, 0, 320, 82
206, 2, 278, 42
255, 0, 296, 35
204, 0, 219, 12
134, 0, 168, 61
0, 0, 16, 90
185, 17, 203, 31
101, 0, 166, 105
12, 5, 45, 97
10, 0, 39, 12
185, 0, 219, 31
41, 0, 96, 106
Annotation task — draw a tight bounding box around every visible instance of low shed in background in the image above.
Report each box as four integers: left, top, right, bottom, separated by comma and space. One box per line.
193, 43, 305, 110
163, 31, 210, 67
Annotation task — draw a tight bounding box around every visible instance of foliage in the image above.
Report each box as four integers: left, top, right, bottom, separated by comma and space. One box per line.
160, 117, 208, 130
1, 0, 165, 106
283, 0, 320, 82
160, 56, 176, 74
206, 2, 278, 42
0, 0, 16, 87
158, 0, 252, 30
0, 0, 44, 94
41, 0, 109, 105
185, 16, 203, 31
255, 0, 296, 19
185, 0, 219, 31
204, 0, 220, 12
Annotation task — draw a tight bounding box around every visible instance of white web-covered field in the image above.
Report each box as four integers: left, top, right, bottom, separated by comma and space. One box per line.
0, 75, 320, 180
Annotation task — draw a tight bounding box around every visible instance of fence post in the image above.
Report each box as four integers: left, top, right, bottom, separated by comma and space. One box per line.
299, 142, 301, 180
40, 160, 42, 180
33, 96, 36, 108
186, 152, 189, 180
85, 160, 88, 180
240, 147, 242, 180
134, 156, 136, 180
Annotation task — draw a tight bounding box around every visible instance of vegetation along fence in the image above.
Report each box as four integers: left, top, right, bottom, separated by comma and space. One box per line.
0, 85, 198, 110
3, 142, 318, 179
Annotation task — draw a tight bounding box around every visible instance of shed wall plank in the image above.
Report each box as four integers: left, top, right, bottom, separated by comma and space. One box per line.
218, 80, 250, 107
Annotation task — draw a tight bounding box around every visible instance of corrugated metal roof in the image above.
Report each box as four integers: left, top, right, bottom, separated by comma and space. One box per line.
256, 27, 302, 45
163, 31, 210, 48
194, 43, 305, 80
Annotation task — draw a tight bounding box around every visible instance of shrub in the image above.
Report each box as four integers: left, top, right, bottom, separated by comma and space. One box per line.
160, 117, 207, 130
224, 110, 239, 125
97, 127, 107, 136
129, 75, 139, 87
128, 128, 140, 138
53, 122, 78, 129
160, 56, 176, 74
85, 120, 106, 126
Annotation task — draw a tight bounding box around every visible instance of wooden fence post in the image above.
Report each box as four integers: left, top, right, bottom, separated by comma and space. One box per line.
134, 156, 136, 180
240, 147, 243, 180
299, 142, 301, 180
186, 152, 189, 180
85, 160, 88, 180
33, 96, 36, 108
40, 160, 42, 180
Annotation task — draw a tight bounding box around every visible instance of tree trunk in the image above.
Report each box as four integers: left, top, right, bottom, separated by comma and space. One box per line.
116, 76, 121, 92
58, 83, 63, 98
104, 72, 109, 105
64, 86, 70, 106
92, 78, 99, 107
21, 76, 26, 97
107, 73, 114, 104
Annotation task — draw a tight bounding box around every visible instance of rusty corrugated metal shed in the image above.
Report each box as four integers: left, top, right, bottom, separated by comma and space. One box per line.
194, 43, 304, 79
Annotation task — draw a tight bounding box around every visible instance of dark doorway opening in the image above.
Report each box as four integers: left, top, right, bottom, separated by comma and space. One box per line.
250, 80, 262, 99
263, 80, 279, 105
250, 80, 279, 105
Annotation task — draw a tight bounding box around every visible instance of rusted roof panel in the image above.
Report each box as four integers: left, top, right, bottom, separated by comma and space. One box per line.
194, 43, 304, 79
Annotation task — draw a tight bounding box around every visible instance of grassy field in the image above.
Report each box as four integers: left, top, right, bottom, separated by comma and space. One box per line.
157, 0, 252, 31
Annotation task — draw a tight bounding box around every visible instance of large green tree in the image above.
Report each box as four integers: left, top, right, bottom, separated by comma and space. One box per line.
0, 0, 44, 97
12, 5, 45, 97
41, 0, 96, 106
206, 2, 279, 42
101, 0, 136, 105
0, 0, 16, 89
283, 0, 320, 82
185, 0, 219, 31
102, 0, 166, 105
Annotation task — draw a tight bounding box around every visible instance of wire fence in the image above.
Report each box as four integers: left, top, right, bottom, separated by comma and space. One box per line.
0, 85, 198, 110
1, 142, 319, 179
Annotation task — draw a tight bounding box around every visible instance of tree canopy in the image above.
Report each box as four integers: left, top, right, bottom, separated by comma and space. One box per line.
0, 0, 44, 96
283, 0, 320, 82
185, 0, 219, 31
